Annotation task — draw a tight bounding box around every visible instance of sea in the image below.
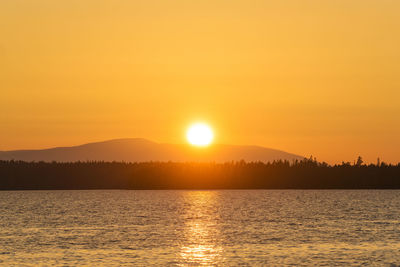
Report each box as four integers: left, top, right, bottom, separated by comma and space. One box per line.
1, 190, 400, 266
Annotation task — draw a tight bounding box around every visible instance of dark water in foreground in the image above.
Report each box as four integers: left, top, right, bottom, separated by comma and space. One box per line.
1, 190, 400, 266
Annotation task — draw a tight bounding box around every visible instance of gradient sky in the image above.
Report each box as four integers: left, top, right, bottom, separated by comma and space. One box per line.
1, 0, 399, 164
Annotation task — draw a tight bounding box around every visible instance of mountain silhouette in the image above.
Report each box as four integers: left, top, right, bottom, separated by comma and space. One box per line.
0, 138, 304, 162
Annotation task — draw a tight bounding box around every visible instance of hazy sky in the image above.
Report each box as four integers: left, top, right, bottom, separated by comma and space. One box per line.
1, 0, 399, 163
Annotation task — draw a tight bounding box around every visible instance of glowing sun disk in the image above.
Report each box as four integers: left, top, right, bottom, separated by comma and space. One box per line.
186, 123, 214, 147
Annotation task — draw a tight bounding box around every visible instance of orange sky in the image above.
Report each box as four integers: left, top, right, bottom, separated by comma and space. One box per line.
1, 0, 399, 164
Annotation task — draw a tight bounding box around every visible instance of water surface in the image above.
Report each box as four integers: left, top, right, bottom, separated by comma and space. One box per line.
1, 190, 400, 266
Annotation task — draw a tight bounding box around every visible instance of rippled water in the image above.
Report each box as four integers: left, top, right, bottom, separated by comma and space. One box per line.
1, 190, 400, 266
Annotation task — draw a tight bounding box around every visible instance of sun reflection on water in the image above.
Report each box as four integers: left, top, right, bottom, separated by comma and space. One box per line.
179, 191, 224, 266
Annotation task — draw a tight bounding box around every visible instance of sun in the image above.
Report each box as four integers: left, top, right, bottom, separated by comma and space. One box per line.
186, 123, 214, 147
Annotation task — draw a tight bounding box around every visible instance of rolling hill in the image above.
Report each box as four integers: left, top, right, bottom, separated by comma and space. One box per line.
0, 138, 304, 163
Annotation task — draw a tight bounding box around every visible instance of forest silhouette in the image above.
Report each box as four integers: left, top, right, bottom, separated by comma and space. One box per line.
1, 157, 399, 190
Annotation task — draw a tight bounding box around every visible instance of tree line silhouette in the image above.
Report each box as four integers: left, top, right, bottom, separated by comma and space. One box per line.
0, 157, 399, 190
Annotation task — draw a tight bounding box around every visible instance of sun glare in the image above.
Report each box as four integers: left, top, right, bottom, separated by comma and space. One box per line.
186, 123, 214, 147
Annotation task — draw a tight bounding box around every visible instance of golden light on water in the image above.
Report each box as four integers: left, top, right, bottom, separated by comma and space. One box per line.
179, 191, 224, 265
186, 123, 214, 147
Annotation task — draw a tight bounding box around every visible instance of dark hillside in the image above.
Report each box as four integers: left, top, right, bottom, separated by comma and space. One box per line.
1, 160, 399, 190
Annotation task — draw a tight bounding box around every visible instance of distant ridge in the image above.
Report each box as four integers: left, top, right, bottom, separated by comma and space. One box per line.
0, 138, 304, 163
